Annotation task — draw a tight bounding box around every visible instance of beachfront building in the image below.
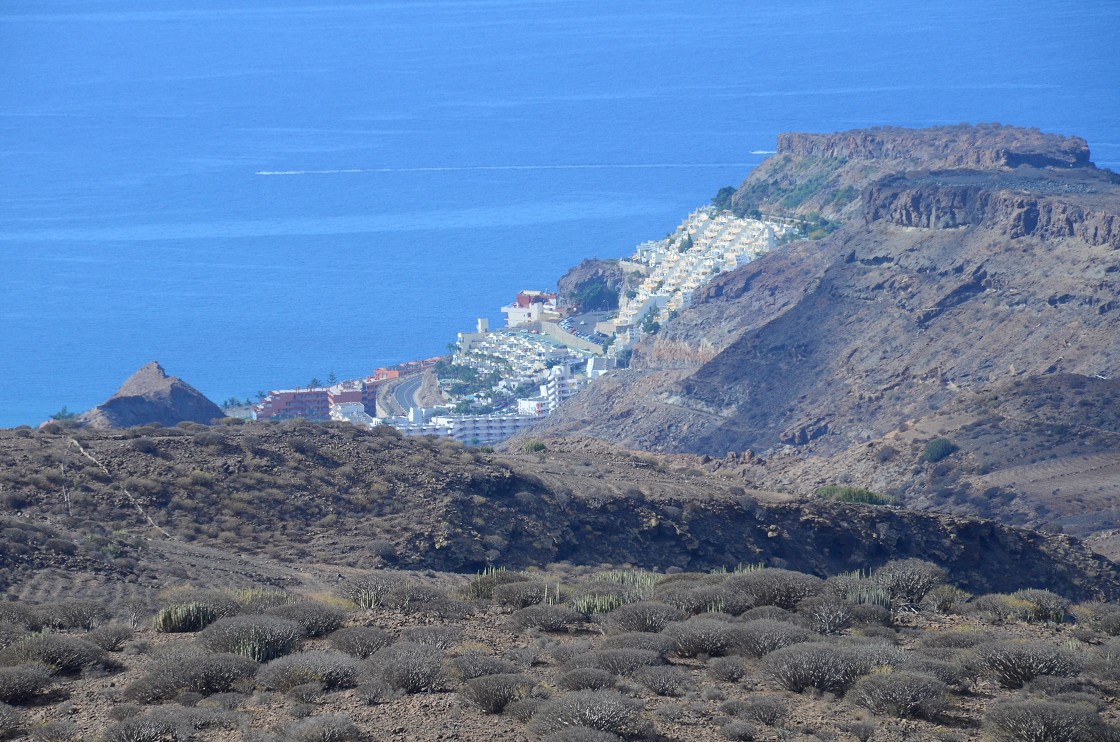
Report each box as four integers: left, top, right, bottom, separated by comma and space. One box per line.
501, 290, 559, 328
615, 208, 794, 330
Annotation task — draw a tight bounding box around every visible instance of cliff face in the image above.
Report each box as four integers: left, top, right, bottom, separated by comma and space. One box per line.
76, 362, 223, 429
731, 123, 1095, 221
864, 169, 1120, 247
529, 125, 1120, 544
777, 125, 1090, 170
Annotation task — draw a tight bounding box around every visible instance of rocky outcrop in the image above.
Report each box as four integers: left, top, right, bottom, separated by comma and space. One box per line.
732, 124, 1099, 222
777, 124, 1091, 170
534, 125, 1120, 465
76, 362, 223, 429
864, 168, 1120, 247
556, 258, 625, 311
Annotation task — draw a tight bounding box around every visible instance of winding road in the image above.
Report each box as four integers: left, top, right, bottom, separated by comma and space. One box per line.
393, 374, 423, 412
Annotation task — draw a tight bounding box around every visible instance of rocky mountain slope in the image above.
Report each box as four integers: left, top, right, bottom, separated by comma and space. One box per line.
1, 423, 1118, 602
526, 124, 1120, 546
74, 361, 223, 429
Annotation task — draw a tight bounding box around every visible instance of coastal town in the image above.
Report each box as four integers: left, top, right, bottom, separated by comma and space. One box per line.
241, 206, 796, 444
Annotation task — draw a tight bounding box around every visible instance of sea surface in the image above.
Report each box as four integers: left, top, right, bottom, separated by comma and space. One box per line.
1, 0, 1117, 426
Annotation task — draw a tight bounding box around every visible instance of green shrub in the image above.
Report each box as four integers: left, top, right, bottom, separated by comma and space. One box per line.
522, 440, 547, 454
458, 673, 536, 713
153, 602, 217, 633
200, 615, 303, 662
922, 438, 958, 463
257, 650, 360, 692
847, 670, 947, 719
815, 485, 894, 506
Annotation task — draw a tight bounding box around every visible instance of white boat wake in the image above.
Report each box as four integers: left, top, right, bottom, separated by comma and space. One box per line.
256, 163, 756, 176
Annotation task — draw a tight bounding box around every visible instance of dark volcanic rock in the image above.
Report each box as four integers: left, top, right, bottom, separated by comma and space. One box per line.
76, 361, 223, 429
556, 258, 625, 311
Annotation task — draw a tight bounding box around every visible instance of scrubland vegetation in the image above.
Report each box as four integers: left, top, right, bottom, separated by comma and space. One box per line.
2, 560, 1120, 740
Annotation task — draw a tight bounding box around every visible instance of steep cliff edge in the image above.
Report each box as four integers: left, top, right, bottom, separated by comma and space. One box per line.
528, 124, 1120, 544
730, 123, 1094, 221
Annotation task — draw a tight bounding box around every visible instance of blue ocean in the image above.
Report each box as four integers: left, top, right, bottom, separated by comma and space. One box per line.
1, 0, 1116, 426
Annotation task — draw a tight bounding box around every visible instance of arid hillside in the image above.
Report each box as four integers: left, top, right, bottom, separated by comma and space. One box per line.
524, 125, 1120, 549
1, 422, 1118, 607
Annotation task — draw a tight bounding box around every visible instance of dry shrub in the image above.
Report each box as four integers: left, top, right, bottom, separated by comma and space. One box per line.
511, 605, 583, 632
0, 702, 20, 737
726, 569, 824, 610
557, 668, 617, 691
527, 690, 647, 738
492, 581, 548, 609
708, 656, 747, 682
327, 626, 392, 659
99, 707, 235, 742
847, 670, 948, 719
797, 595, 853, 634
401, 626, 461, 650
721, 695, 788, 726
0, 625, 27, 652
87, 623, 134, 652
280, 714, 361, 742
1, 634, 111, 675
919, 629, 991, 649
368, 642, 444, 693
763, 643, 893, 694
458, 673, 536, 713
634, 665, 688, 696
603, 602, 685, 634
264, 602, 346, 638
566, 649, 664, 676
599, 632, 675, 658
451, 651, 518, 680
0, 665, 52, 704
873, 559, 946, 608
200, 615, 303, 662
663, 617, 740, 658
984, 699, 1107, 742
735, 619, 811, 658
719, 721, 757, 741
540, 728, 622, 742
123, 653, 257, 703
39, 600, 108, 631
257, 650, 360, 692
973, 641, 1082, 689
338, 572, 407, 609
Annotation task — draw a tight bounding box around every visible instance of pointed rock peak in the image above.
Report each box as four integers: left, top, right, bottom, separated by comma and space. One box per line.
115, 361, 172, 398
